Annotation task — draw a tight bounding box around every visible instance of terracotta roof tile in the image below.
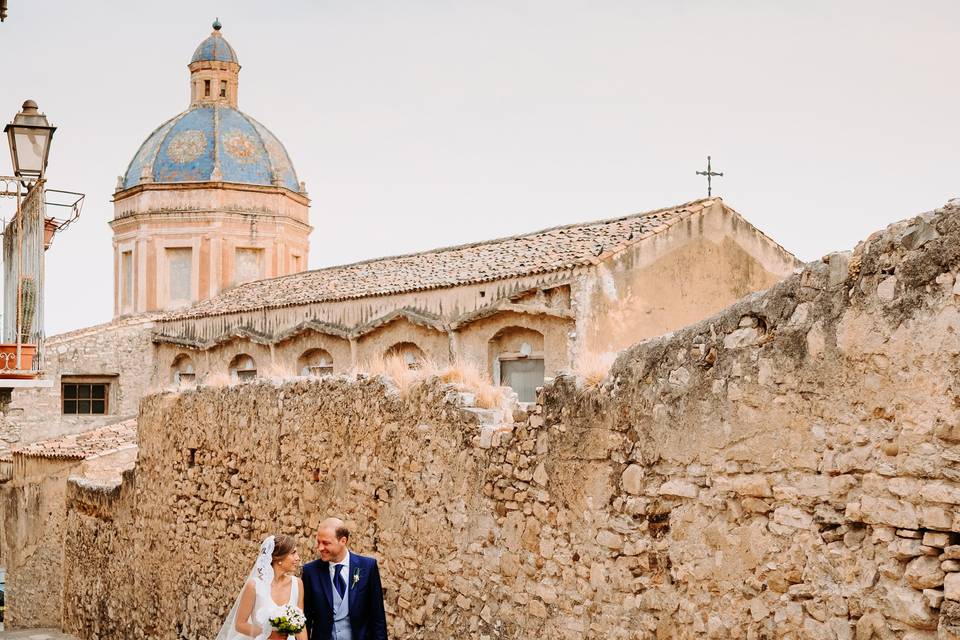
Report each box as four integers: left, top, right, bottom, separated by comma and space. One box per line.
13, 419, 137, 460
164, 198, 715, 321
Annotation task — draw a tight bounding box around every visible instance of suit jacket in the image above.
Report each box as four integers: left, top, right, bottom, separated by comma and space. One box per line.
302, 552, 388, 640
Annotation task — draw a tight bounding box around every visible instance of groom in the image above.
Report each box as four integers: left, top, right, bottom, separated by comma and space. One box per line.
302, 517, 389, 640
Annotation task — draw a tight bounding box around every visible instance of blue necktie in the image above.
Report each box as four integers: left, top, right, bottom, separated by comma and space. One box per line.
334, 564, 346, 599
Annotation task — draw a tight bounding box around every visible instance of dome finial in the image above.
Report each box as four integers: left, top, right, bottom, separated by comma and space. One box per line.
212, 17, 222, 31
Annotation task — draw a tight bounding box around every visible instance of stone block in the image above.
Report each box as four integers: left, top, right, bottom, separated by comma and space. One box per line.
479, 426, 496, 449
877, 276, 897, 301
944, 561, 960, 572
886, 584, 938, 629
894, 539, 928, 559
921, 482, 960, 505
731, 474, 772, 498
620, 464, 644, 495
658, 480, 698, 499
596, 530, 623, 550
906, 556, 946, 589
528, 599, 547, 618
924, 588, 945, 610
773, 505, 813, 530
921, 505, 954, 531
947, 573, 960, 601
723, 327, 762, 349
924, 532, 953, 548
532, 463, 548, 486
860, 496, 919, 529
742, 497, 772, 513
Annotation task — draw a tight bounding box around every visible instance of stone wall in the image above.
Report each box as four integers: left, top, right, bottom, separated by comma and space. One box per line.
58, 200, 960, 639
3, 455, 80, 628
1, 446, 137, 629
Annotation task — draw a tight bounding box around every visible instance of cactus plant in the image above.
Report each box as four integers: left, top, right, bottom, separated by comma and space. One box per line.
19, 276, 35, 344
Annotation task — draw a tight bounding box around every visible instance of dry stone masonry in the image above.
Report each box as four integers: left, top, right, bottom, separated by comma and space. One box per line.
56, 200, 960, 639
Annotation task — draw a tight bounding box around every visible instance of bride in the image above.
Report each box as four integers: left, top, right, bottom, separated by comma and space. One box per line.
216, 534, 307, 640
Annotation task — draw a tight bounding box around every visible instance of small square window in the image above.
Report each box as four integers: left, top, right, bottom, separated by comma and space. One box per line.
62, 382, 109, 415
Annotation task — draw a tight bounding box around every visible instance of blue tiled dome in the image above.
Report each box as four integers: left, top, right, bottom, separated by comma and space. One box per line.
122, 106, 300, 192
191, 30, 239, 64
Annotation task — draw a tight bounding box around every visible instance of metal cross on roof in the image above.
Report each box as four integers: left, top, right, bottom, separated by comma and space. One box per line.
696, 156, 723, 197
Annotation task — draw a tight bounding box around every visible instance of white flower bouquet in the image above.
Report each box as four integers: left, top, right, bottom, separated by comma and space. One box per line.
268, 604, 306, 636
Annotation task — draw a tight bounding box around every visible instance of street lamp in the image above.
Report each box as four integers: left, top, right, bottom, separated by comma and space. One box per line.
4, 100, 56, 184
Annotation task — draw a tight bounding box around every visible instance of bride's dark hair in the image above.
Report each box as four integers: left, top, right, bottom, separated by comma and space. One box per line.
272, 534, 297, 561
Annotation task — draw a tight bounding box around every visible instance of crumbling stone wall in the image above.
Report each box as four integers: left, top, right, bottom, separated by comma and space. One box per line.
1, 445, 137, 630
60, 201, 960, 638
3, 456, 81, 628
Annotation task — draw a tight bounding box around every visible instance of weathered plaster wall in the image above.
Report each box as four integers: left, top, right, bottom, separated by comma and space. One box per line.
355, 318, 451, 366
457, 311, 571, 378
273, 331, 352, 376
154, 309, 573, 390
578, 202, 798, 362
53, 200, 960, 639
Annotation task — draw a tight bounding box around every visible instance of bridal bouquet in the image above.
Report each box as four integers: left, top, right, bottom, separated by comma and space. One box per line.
268, 604, 306, 635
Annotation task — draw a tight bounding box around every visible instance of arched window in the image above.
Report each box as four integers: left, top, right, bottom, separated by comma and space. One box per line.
229, 354, 257, 383
171, 354, 196, 386
489, 327, 545, 403
298, 349, 334, 377
385, 342, 426, 370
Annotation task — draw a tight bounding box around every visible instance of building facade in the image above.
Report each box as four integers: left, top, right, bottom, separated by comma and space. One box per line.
153, 198, 800, 402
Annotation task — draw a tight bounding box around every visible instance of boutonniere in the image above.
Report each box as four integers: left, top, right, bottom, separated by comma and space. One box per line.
351, 568, 360, 589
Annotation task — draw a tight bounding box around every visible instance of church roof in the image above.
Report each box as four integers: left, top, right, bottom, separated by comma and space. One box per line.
163, 198, 727, 321
121, 105, 299, 191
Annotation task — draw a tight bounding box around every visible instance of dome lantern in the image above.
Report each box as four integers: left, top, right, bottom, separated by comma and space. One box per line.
189, 20, 240, 108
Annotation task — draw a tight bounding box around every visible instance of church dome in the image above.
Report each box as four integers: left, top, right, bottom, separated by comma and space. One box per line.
122, 106, 299, 191
120, 22, 300, 193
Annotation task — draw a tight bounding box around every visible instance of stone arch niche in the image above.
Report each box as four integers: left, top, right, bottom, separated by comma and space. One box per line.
385, 342, 427, 370
171, 353, 196, 386
229, 353, 257, 383
488, 326, 545, 403
298, 348, 334, 377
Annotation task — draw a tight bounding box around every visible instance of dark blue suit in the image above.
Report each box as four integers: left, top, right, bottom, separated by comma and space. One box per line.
302, 552, 388, 640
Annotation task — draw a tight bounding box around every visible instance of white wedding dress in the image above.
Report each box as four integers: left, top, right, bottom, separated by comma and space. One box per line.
216, 536, 299, 640
249, 576, 298, 639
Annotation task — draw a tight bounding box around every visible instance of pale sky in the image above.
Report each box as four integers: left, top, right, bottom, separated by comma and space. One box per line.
2, 1, 957, 335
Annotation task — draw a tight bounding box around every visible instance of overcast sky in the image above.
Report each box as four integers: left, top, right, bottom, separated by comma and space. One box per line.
2, 1, 958, 335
